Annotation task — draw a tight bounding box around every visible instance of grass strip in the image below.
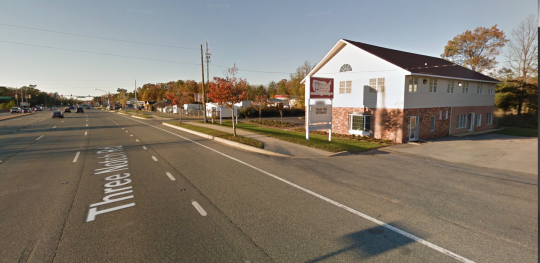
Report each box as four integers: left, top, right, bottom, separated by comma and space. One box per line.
167, 122, 264, 149
492, 127, 538, 137
205, 121, 384, 153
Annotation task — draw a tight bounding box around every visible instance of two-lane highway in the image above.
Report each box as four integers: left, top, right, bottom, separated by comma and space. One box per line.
0, 109, 537, 262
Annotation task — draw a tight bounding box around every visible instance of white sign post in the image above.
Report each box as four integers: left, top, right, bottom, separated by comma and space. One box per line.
305, 76, 334, 141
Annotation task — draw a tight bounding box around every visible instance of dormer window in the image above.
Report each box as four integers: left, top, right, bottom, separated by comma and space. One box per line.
339, 64, 352, 72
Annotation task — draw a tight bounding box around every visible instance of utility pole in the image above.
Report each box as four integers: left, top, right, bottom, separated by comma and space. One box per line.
205, 41, 211, 116
200, 44, 207, 123
135, 79, 138, 115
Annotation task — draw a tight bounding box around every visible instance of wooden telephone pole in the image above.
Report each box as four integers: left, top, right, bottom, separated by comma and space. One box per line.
200, 44, 207, 123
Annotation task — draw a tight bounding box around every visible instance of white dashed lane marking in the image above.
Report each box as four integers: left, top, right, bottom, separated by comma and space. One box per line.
36, 135, 44, 140
165, 172, 176, 181
191, 201, 207, 216
73, 151, 80, 163
152, 156, 158, 161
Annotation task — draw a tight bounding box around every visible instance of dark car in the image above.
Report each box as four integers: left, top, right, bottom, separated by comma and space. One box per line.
22, 108, 31, 113
85, 106, 90, 109
76, 107, 84, 113
52, 111, 64, 118
33, 106, 42, 111
10, 107, 21, 113
64, 107, 71, 113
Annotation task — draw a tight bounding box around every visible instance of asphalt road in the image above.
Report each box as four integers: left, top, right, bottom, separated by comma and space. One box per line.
0, 109, 537, 262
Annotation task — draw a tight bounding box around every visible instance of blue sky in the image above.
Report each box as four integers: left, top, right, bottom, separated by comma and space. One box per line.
0, 0, 536, 97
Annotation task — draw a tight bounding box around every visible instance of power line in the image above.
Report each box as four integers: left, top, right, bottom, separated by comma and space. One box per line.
212, 64, 293, 75
0, 22, 199, 50
0, 40, 201, 65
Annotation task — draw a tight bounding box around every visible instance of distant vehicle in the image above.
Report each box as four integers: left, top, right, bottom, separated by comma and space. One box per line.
69, 105, 75, 109
10, 107, 21, 113
33, 106, 42, 111
76, 107, 84, 113
52, 111, 64, 118
21, 108, 31, 113
64, 107, 71, 113
85, 106, 91, 109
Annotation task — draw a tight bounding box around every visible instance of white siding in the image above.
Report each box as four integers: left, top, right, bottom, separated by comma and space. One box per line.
404, 76, 495, 108
310, 44, 409, 109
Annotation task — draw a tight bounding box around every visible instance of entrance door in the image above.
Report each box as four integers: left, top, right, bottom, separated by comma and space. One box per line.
468, 113, 475, 132
409, 116, 419, 141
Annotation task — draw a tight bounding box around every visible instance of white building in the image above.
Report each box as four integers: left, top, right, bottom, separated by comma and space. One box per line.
303, 39, 500, 143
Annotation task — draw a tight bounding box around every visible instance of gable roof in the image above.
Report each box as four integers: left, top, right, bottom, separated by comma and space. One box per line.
303, 39, 500, 83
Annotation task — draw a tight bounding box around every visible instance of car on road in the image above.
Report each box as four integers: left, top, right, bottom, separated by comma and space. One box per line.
52, 111, 64, 118
76, 107, 84, 113
21, 108, 31, 113
33, 106, 42, 111
64, 107, 71, 113
85, 106, 91, 109
10, 107, 21, 113
69, 105, 75, 109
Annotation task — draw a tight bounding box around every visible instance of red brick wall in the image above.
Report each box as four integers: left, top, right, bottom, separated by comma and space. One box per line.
403, 107, 451, 142
450, 106, 494, 135
331, 107, 404, 143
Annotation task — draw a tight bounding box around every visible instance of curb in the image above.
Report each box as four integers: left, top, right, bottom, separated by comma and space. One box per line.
0, 113, 32, 121
162, 122, 290, 157
132, 115, 151, 120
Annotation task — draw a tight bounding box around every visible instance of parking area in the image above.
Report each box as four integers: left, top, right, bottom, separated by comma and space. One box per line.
382, 133, 538, 176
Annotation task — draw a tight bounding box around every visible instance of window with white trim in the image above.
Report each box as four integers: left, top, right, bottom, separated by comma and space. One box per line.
408, 76, 418, 93
349, 114, 371, 134
477, 83, 483, 94
447, 80, 454, 93
488, 84, 494, 95
377, 78, 385, 93
340, 64, 352, 72
339, 80, 352, 94
369, 79, 377, 93
439, 111, 442, 120
457, 115, 467, 129
487, 113, 493, 125
462, 82, 469, 93
429, 78, 437, 93
476, 114, 481, 126
430, 116, 436, 131
445, 110, 448, 119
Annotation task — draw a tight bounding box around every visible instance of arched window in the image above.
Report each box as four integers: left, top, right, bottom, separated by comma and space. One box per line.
340, 64, 352, 72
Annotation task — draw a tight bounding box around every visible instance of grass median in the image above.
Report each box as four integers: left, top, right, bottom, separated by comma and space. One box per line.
166, 122, 264, 149
492, 127, 538, 137
205, 121, 385, 153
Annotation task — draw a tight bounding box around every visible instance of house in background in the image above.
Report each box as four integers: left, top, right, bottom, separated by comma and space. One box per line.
302, 39, 500, 143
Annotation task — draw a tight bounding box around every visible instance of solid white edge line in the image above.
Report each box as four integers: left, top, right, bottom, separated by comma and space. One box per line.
73, 151, 80, 163
152, 156, 158, 161
191, 201, 207, 216
118, 114, 476, 263
165, 172, 176, 181
36, 135, 44, 140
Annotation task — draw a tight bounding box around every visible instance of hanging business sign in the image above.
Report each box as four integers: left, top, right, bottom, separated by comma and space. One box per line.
309, 77, 334, 99
309, 104, 332, 123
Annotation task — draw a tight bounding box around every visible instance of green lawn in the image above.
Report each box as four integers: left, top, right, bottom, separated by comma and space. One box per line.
204, 121, 385, 153
492, 127, 538, 137
167, 122, 264, 149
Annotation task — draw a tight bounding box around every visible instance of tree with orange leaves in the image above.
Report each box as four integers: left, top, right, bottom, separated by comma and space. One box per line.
207, 64, 248, 137
441, 25, 508, 73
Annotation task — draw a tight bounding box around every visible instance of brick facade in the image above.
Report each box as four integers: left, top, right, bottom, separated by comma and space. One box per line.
331, 107, 405, 143
402, 107, 451, 142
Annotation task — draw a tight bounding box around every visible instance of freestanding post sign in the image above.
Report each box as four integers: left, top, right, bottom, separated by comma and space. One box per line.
305, 76, 334, 141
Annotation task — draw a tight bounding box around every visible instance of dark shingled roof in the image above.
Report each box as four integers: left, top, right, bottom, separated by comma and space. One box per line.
342, 39, 500, 83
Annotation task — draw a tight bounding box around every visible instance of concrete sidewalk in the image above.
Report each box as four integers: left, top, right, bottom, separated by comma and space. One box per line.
183, 121, 333, 158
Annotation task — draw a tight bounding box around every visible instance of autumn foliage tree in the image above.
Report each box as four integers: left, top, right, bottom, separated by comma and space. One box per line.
207, 64, 248, 137
441, 25, 508, 73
